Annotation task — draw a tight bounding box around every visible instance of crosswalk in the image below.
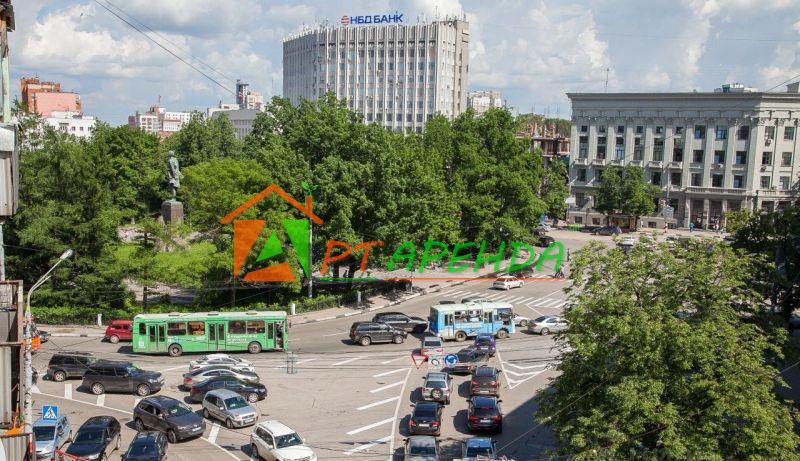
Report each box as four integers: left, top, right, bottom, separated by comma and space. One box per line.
433, 289, 569, 312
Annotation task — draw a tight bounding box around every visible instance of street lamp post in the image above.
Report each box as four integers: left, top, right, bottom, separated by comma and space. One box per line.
24, 249, 72, 433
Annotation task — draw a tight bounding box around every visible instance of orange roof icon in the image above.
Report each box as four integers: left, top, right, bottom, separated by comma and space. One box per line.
220, 184, 324, 225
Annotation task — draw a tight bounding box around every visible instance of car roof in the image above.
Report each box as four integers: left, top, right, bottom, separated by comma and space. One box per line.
142, 396, 181, 408
110, 319, 132, 324
256, 420, 297, 437
52, 351, 94, 357
33, 417, 60, 427
207, 389, 243, 399
426, 372, 448, 380
472, 396, 498, 406
407, 435, 436, 446
132, 431, 162, 442
414, 401, 440, 410
81, 416, 116, 429
465, 437, 493, 448
475, 334, 494, 339
422, 336, 442, 342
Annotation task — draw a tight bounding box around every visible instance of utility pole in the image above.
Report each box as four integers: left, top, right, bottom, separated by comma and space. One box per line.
307, 217, 313, 298
605, 67, 610, 92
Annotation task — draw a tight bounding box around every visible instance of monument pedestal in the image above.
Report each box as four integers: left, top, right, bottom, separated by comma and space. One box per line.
161, 200, 184, 225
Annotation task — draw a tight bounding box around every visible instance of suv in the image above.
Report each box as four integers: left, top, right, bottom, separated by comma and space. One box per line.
133, 396, 206, 443
123, 431, 168, 461
461, 437, 498, 460
104, 320, 132, 343
202, 389, 258, 429
65, 415, 121, 461
404, 435, 441, 461
420, 371, 452, 405
533, 229, 556, 247
47, 352, 98, 382
349, 322, 407, 346
82, 361, 164, 396
471, 366, 501, 396
371, 312, 428, 333
250, 420, 317, 461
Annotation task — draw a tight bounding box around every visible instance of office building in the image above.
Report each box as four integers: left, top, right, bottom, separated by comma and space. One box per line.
468, 90, 503, 115
282, 16, 469, 133
20, 77, 82, 117
44, 111, 96, 139
128, 105, 196, 139
210, 108, 261, 140
566, 83, 800, 229
235, 80, 264, 110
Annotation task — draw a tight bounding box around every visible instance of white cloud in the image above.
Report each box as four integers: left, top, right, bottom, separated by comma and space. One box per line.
643, 68, 671, 87
411, 0, 464, 19
114, 0, 265, 37
266, 4, 317, 23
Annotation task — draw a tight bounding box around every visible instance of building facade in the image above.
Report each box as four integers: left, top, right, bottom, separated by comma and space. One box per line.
128, 105, 196, 139
235, 80, 264, 110
20, 77, 81, 117
210, 108, 261, 140
282, 16, 469, 133
566, 86, 800, 229
44, 111, 96, 139
468, 90, 503, 115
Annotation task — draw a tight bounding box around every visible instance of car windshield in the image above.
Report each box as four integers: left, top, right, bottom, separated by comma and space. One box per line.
166, 403, 192, 417
423, 340, 440, 347
274, 433, 303, 448
427, 380, 446, 389
128, 441, 157, 456
126, 365, 142, 375
74, 430, 104, 444
33, 426, 55, 441
465, 445, 493, 456
473, 406, 498, 417
534, 316, 550, 322
475, 368, 495, 377
475, 338, 492, 346
414, 405, 438, 418
409, 443, 437, 455
224, 396, 248, 410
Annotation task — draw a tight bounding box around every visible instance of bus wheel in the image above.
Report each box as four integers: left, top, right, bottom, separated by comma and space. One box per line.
168, 344, 183, 357
455, 331, 467, 342
496, 329, 509, 340
247, 341, 262, 354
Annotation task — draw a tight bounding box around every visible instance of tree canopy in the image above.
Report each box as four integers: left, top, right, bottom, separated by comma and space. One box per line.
593, 165, 659, 223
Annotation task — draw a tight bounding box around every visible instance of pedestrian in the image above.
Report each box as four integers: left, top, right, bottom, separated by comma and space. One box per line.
689, 222, 694, 232
567, 248, 571, 262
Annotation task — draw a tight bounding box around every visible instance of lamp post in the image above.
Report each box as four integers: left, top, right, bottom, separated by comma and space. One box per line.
24, 249, 72, 433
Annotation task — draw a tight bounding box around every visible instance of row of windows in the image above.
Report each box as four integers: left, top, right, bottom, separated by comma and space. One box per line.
141, 320, 269, 337
576, 168, 793, 190
582, 145, 794, 166
365, 113, 434, 123
580, 124, 797, 141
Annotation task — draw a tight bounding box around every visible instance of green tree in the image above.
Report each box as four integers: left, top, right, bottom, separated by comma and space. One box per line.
163, 113, 241, 166
541, 154, 569, 219
538, 239, 799, 460
621, 165, 658, 225
593, 167, 623, 221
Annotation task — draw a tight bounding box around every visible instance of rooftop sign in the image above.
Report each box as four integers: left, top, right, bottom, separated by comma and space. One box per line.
341, 13, 404, 26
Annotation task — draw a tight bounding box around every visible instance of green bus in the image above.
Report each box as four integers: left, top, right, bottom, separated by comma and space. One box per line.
132, 311, 288, 357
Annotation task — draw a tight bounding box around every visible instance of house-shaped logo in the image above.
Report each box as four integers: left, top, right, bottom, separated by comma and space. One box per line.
220, 185, 323, 282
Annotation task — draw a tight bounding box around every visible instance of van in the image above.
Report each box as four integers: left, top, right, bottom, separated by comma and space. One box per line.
104, 320, 133, 343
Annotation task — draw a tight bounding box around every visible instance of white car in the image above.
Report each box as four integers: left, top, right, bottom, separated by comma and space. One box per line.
492, 276, 524, 290
618, 236, 636, 248
189, 354, 255, 372
512, 313, 531, 328
250, 420, 317, 461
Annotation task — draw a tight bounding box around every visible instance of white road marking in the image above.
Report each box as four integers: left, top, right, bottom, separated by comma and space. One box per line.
524, 305, 544, 317
344, 435, 392, 455
96, 394, 105, 407
31, 383, 40, 394
64, 384, 72, 400
483, 293, 505, 300
322, 332, 344, 337
134, 398, 142, 408
332, 356, 366, 366
504, 369, 547, 378
434, 289, 462, 297
503, 362, 549, 370
158, 365, 187, 373
380, 356, 405, 365
373, 368, 407, 378
346, 417, 394, 435
295, 358, 317, 365
540, 298, 566, 308
493, 294, 514, 302
357, 396, 401, 411
370, 381, 404, 393
388, 368, 413, 459
505, 296, 527, 303
208, 423, 220, 444
497, 351, 549, 389
506, 370, 548, 387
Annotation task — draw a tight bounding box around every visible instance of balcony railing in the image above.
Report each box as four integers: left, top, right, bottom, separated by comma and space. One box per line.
685, 186, 748, 195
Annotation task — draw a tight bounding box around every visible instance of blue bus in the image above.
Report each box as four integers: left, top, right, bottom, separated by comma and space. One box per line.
429, 298, 515, 341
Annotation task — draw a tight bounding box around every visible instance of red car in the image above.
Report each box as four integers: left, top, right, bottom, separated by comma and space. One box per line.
104, 320, 133, 343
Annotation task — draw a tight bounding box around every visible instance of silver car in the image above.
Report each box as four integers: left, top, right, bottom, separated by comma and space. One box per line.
405, 435, 441, 461
528, 315, 568, 335
33, 414, 72, 460
202, 389, 258, 429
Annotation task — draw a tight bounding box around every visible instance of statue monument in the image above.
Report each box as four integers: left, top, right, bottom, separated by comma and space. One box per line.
161, 151, 184, 225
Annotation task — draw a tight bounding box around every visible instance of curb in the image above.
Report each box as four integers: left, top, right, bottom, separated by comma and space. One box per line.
50, 333, 105, 338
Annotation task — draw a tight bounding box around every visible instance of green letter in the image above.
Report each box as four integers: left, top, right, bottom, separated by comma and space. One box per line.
419, 240, 449, 273
506, 242, 537, 273
387, 242, 416, 271
448, 242, 475, 273
474, 240, 506, 272
536, 241, 565, 272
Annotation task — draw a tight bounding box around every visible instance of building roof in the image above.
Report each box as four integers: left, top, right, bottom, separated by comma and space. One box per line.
133, 311, 287, 321
567, 91, 800, 101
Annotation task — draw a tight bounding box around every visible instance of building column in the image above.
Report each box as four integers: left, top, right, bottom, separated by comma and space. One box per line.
702, 198, 710, 229
720, 199, 728, 228
683, 197, 691, 228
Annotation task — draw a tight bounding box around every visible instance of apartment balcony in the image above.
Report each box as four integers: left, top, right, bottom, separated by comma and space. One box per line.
685, 186, 748, 196
667, 161, 683, 169
648, 160, 664, 168
573, 158, 589, 166
592, 158, 606, 166
628, 159, 643, 167
609, 159, 624, 166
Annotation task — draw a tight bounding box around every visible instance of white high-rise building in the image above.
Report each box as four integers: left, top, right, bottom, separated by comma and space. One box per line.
44, 111, 96, 139
468, 90, 503, 115
282, 16, 469, 133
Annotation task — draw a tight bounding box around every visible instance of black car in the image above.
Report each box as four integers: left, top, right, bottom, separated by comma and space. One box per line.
593, 225, 622, 236
122, 431, 168, 461
371, 312, 428, 333
65, 415, 122, 461
133, 396, 206, 442
467, 396, 503, 434
470, 366, 501, 396
82, 361, 164, 396
349, 322, 407, 346
532, 230, 555, 247
47, 352, 98, 382
189, 376, 268, 403
408, 401, 442, 436
447, 348, 491, 375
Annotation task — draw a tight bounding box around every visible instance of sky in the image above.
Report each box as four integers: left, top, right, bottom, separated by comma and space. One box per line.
10, 0, 800, 125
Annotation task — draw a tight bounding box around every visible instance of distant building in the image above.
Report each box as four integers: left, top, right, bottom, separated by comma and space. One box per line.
128, 105, 197, 139
44, 111, 96, 139
516, 121, 570, 166
20, 77, 82, 117
467, 90, 503, 115
235, 80, 264, 110
210, 108, 261, 140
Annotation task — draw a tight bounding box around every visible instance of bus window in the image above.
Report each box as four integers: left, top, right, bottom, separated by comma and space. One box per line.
444, 314, 453, 326
139, 323, 146, 335
247, 320, 265, 334
188, 321, 205, 335
484, 311, 492, 324
228, 321, 246, 334
167, 322, 186, 336
267, 323, 274, 339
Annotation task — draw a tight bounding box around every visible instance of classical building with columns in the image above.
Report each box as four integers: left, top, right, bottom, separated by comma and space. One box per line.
566, 84, 800, 229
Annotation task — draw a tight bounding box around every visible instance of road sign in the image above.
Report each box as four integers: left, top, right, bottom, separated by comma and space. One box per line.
42, 405, 58, 420
444, 354, 458, 366
411, 352, 426, 369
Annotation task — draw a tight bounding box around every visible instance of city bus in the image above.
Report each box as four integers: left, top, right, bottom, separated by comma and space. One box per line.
428, 299, 515, 342
132, 311, 288, 357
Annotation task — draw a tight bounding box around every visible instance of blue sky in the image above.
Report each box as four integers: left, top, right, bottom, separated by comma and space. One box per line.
11, 0, 800, 125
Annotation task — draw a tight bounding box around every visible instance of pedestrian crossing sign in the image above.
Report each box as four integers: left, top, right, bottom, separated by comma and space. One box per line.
42, 405, 58, 420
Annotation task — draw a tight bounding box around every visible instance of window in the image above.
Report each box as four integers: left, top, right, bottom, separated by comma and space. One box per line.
673, 147, 683, 162
780, 176, 791, 190
733, 175, 744, 188
782, 152, 793, 166
761, 176, 771, 189
167, 322, 186, 336
653, 139, 664, 161
598, 126, 606, 133
636, 125, 643, 134
715, 126, 727, 140
784, 126, 795, 140
737, 125, 749, 140
734, 151, 747, 165
694, 125, 706, 139
655, 126, 663, 134
713, 150, 725, 164
670, 172, 681, 187
616, 145, 624, 160
596, 146, 606, 159
580, 125, 588, 132
188, 322, 205, 335
712, 174, 723, 188
594, 170, 603, 182
577, 169, 587, 182
693, 150, 704, 163
762, 152, 772, 165
691, 173, 702, 186
617, 125, 624, 134
651, 171, 662, 186
246, 320, 265, 334
228, 320, 246, 335
579, 144, 588, 158
598, 136, 607, 145
675, 126, 684, 134
765, 126, 775, 140
139, 323, 146, 335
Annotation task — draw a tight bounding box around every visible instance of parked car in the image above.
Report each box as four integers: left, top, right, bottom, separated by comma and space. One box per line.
33, 413, 72, 461
189, 354, 255, 372
461, 437, 498, 460
533, 229, 556, 247
408, 401, 443, 436
492, 276, 523, 290
104, 319, 133, 344
593, 225, 622, 236
82, 361, 164, 396
250, 420, 317, 461
471, 366, 501, 396
372, 312, 429, 333
133, 396, 206, 443
467, 396, 503, 434
189, 376, 267, 403
447, 348, 491, 375
472, 335, 496, 357
182, 366, 259, 390
121, 431, 168, 461
65, 415, 122, 461
618, 235, 636, 248
202, 389, 258, 429
528, 315, 569, 335
420, 336, 444, 357
404, 435, 441, 461
512, 313, 531, 328
349, 322, 407, 346
47, 352, 98, 382
420, 371, 452, 405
